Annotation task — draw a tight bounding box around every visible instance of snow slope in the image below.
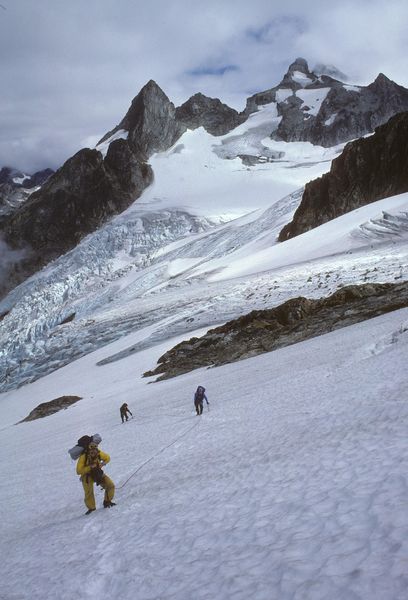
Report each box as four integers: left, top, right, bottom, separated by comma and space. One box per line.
0, 306, 407, 599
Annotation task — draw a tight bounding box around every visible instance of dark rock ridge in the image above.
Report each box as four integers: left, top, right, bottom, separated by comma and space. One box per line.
278, 111, 408, 241
3, 143, 152, 263
1, 142, 155, 298
18, 395, 82, 423
245, 58, 408, 147
98, 80, 186, 159
143, 281, 408, 381
175, 93, 245, 136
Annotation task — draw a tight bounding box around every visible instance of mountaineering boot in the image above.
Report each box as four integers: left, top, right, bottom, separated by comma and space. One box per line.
103, 500, 116, 508
85, 508, 96, 515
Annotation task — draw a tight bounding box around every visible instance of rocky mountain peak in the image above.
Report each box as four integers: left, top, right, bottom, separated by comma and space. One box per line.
287, 57, 310, 74
368, 72, 399, 94
142, 78, 163, 93
99, 79, 186, 159
279, 57, 317, 89
269, 62, 408, 147
245, 58, 326, 113
121, 80, 165, 121
373, 72, 391, 84
121, 79, 171, 127
175, 92, 245, 136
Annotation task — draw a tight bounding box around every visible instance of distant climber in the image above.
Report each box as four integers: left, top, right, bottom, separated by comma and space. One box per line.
194, 385, 209, 415
120, 402, 133, 423
76, 439, 116, 514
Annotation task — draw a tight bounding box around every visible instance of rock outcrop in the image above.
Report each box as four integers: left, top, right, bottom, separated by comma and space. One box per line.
143, 281, 408, 381
176, 93, 245, 135
19, 395, 82, 422
278, 111, 408, 241
4, 143, 152, 256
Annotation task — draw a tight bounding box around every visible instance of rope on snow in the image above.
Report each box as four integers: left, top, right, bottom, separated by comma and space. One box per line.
117, 418, 201, 490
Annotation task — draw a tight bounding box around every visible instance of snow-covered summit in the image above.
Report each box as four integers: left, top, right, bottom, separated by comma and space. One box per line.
245, 58, 408, 147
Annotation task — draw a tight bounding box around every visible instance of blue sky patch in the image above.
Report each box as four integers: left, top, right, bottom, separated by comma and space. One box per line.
187, 64, 240, 77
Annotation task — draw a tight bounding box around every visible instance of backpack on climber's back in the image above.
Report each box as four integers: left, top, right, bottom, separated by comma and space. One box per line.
195, 386, 205, 401
68, 433, 102, 460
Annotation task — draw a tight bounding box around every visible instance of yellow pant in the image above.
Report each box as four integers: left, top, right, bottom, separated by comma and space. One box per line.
81, 474, 115, 510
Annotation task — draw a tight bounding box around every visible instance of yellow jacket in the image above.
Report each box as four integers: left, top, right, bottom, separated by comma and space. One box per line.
76, 449, 111, 476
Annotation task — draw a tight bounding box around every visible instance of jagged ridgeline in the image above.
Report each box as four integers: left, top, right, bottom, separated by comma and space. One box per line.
2, 58, 408, 299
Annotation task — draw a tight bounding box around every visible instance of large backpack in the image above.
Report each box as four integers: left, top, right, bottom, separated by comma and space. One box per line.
195, 386, 205, 402
68, 433, 102, 460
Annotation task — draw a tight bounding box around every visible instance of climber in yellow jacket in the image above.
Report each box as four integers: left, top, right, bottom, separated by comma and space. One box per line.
76, 441, 116, 514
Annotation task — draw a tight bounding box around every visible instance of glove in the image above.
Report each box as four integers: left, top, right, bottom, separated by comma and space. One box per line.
90, 466, 105, 485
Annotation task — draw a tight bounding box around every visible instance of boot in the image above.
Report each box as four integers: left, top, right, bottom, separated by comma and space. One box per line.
103, 500, 116, 508
85, 508, 96, 515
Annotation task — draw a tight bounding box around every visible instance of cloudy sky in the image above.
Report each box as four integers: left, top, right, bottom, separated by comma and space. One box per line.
1, 0, 408, 173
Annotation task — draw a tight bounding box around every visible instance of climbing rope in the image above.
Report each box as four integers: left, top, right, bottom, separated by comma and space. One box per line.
117, 418, 201, 490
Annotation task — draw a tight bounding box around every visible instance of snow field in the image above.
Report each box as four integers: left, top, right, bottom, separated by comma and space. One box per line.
1, 307, 408, 599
